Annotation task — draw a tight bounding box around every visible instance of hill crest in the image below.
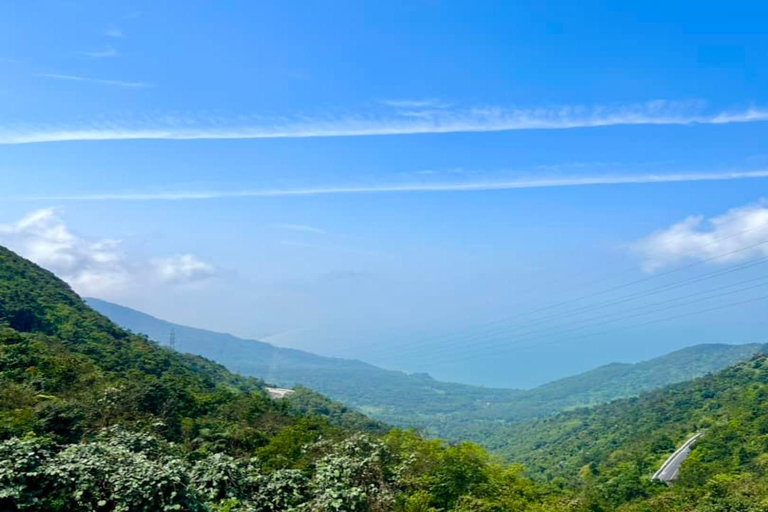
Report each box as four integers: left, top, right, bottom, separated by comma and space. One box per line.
87, 296, 766, 439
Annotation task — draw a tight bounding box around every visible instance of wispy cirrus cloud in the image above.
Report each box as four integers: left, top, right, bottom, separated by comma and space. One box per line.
11, 169, 768, 202
83, 44, 119, 58
273, 223, 327, 234
631, 201, 768, 272
37, 73, 151, 89
3, 100, 768, 145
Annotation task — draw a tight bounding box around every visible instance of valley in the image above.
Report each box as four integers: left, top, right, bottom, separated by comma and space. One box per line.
5, 4, 768, 509
3, 245, 768, 510
88, 297, 766, 445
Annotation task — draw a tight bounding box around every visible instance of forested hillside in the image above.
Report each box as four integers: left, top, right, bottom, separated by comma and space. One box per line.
482, 353, 768, 509
85, 297, 519, 433
4, 245, 768, 511
0, 246, 573, 511
86, 298, 765, 443
492, 342, 766, 419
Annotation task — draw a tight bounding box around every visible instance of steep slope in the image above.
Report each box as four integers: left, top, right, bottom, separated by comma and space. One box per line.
4, 245, 766, 512
89, 298, 765, 441
0, 245, 384, 444
0, 245, 575, 512
506, 342, 767, 415
86, 297, 524, 427
492, 355, 768, 481
473, 353, 768, 510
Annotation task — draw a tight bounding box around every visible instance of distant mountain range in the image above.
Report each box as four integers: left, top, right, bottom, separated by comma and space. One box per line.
490, 353, 768, 482
88, 297, 767, 439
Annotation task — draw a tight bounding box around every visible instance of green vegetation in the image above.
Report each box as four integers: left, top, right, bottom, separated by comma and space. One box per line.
88, 298, 765, 442
86, 298, 525, 435
0, 246, 569, 510
5, 245, 768, 511
484, 354, 768, 510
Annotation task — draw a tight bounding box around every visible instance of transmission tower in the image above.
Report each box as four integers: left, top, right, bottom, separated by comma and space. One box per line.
169, 328, 177, 350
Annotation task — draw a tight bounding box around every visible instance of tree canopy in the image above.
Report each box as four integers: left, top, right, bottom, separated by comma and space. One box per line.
3, 244, 768, 511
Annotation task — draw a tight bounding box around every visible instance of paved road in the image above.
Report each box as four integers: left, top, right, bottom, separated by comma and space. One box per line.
652, 432, 704, 483
266, 387, 295, 399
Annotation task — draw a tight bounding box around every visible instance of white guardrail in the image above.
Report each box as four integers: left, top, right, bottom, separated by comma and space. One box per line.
651, 432, 704, 482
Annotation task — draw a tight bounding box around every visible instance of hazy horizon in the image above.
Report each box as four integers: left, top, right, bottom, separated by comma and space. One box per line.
3, 1, 768, 388
83, 295, 767, 392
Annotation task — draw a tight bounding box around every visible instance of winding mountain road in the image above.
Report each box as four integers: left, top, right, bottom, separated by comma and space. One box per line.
652, 432, 703, 483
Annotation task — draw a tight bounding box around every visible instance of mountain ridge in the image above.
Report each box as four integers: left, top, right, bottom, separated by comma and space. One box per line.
4, 245, 768, 510
0, 244, 570, 511
87, 297, 766, 440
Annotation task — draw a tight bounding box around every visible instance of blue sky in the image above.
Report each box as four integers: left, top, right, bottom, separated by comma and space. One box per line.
2, 1, 768, 387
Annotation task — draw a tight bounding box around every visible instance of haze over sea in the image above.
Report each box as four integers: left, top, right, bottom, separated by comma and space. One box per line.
3, 1, 768, 387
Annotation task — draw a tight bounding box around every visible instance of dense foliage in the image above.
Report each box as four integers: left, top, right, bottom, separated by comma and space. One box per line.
89, 298, 764, 441
486, 354, 768, 510
5, 245, 768, 511
0, 246, 570, 511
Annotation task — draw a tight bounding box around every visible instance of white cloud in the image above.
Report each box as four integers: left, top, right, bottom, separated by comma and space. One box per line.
37, 73, 151, 89
152, 254, 216, 283
2, 100, 767, 145
83, 45, 119, 58
0, 209, 216, 295
632, 201, 768, 272
0, 208, 130, 295
14, 169, 768, 202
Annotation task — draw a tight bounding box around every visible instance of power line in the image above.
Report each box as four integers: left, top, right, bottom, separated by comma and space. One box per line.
422, 273, 768, 366
434, 255, 768, 351
513, 292, 768, 355
386, 254, 768, 363
365, 220, 768, 359
420, 291, 768, 370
